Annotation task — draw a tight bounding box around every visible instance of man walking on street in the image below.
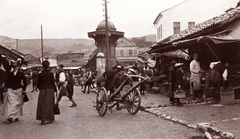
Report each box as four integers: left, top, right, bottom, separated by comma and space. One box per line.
82, 68, 92, 94
66, 70, 77, 107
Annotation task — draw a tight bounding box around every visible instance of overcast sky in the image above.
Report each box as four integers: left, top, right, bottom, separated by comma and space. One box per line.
0, 0, 185, 39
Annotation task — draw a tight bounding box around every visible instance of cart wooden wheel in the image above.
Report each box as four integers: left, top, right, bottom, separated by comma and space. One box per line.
125, 88, 141, 115
96, 87, 108, 117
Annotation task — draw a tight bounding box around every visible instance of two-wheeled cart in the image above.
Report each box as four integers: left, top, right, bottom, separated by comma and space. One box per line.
95, 74, 146, 117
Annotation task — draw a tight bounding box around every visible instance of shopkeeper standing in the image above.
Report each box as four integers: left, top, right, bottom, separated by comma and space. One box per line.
190, 53, 204, 99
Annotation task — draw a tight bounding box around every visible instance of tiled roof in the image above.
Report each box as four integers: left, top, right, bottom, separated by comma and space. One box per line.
56, 53, 85, 67
155, 6, 240, 46
10, 49, 25, 57
0, 45, 23, 60
117, 37, 137, 47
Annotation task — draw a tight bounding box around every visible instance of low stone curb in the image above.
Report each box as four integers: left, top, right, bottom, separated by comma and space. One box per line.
143, 107, 239, 139
210, 116, 240, 125
142, 98, 215, 109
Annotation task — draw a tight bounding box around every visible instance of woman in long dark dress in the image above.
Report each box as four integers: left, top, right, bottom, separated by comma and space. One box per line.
174, 63, 185, 106
36, 60, 57, 125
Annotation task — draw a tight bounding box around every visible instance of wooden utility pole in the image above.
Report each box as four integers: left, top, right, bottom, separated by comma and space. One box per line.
41, 25, 43, 61
104, 0, 109, 70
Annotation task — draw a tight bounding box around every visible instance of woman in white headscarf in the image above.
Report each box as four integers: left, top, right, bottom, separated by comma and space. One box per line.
2, 59, 27, 123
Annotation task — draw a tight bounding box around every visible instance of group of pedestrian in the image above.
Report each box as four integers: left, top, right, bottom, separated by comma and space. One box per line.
71, 67, 96, 94
168, 52, 230, 106
190, 53, 230, 104
37, 62, 78, 125
0, 51, 230, 124
0, 57, 79, 125
55, 64, 77, 108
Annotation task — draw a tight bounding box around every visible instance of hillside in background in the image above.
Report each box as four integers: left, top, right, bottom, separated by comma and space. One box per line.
142, 34, 156, 42
130, 34, 156, 47
0, 34, 156, 58
0, 36, 95, 57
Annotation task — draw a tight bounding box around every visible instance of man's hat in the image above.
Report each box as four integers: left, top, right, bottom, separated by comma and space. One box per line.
174, 63, 183, 68
117, 65, 121, 68
128, 68, 136, 74
59, 64, 64, 68
11, 60, 19, 67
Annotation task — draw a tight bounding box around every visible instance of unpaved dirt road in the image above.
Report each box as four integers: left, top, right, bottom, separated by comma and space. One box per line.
0, 85, 203, 139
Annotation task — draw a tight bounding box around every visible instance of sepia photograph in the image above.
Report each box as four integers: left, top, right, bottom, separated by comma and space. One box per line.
0, 0, 240, 139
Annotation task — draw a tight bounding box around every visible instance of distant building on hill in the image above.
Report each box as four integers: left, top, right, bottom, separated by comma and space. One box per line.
24, 54, 41, 68
115, 37, 139, 66
56, 53, 85, 70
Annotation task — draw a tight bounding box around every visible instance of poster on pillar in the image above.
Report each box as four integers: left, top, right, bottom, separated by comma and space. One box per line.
96, 58, 105, 78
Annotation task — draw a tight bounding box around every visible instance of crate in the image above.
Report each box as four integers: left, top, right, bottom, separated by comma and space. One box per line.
233, 86, 240, 99
220, 90, 235, 105
159, 83, 168, 95
152, 87, 160, 93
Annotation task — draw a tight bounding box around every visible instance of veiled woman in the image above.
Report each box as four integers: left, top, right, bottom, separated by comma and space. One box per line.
2, 59, 27, 122
36, 60, 57, 125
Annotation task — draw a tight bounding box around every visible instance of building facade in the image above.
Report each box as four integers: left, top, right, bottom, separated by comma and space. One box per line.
153, 0, 239, 42
115, 37, 139, 66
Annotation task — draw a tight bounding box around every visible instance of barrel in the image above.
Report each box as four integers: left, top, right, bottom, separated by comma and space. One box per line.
220, 90, 235, 105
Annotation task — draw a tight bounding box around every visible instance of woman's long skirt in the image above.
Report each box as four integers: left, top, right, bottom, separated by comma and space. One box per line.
36, 89, 55, 122
2, 88, 23, 121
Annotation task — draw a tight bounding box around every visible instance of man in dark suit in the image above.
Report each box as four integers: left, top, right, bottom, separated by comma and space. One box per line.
103, 66, 117, 95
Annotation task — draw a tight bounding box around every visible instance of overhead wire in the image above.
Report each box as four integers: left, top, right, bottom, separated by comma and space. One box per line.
114, 10, 155, 32
1, 0, 155, 38
108, 0, 155, 37
44, 3, 103, 33
107, 0, 140, 37
110, 18, 139, 37
109, 0, 130, 16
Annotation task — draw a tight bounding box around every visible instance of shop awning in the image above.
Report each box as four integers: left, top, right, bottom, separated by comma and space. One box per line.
161, 49, 189, 59
147, 59, 156, 68
148, 34, 240, 54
